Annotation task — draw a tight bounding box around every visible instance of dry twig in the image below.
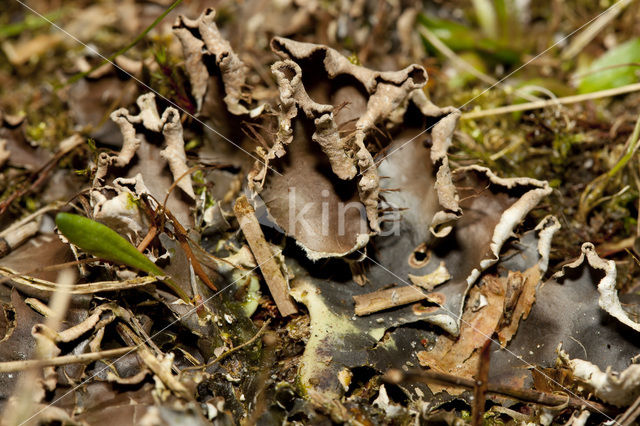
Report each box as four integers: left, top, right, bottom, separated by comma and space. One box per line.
471, 340, 491, 426
0, 266, 157, 294
353, 285, 429, 316
618, 393, 640, 425
384, 369, 617, 416
461, 83, 640, 120
0, 347, 137, 373
233, 195, 297, 316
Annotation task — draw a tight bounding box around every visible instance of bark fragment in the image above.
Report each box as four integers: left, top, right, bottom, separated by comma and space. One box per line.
234, 195, 297, 316
417, 275, 507, 394
353, 285, 432, 316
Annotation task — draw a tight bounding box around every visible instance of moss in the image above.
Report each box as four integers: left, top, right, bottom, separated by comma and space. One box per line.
148, 37, 195, 114
483, 411, 506, 425
548, 178, 562, 188
184, 138, 201, 152
218, 296, 263, 364
25, 121, 46, 142
551, 132, 585, 167
24, 196, 38, 212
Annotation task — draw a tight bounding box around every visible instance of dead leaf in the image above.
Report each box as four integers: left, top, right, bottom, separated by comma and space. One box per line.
0, 290, 45, 400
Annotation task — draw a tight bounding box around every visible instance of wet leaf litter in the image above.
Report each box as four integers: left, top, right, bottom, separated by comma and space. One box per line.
0, 1, 640, 424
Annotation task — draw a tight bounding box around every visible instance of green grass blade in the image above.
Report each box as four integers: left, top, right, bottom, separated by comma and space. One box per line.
578, 38, 640, 94
55, 212, 190, 301
0, 9, 65, 39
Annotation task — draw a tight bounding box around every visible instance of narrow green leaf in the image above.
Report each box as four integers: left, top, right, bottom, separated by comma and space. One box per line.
55, 212, 190, 302
472, 0, 498, 39
417, 14, 521, 65
0, 10, 64, 39
578, 38, 640, 94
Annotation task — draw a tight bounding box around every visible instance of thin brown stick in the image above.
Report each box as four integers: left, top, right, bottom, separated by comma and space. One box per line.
137, 225, 158, 252
384, 369, 617, 416
618, 393, 640, 425
596, 236, 634, 257
353, 285, 428, 316
162, 165, 201, 210
187, 235, 245, 271
472, 340, 491, 426
233, 195, 297, 316
162, 207, 218, 291
0, 347, 137, 373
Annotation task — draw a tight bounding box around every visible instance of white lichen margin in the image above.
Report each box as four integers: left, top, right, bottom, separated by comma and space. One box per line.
535, 215, 561, 273
558, 346, 640, 407
0, 138, 10, 167
160, 108, 196, 199
90, 174, 152, 240
554, 242, 640, 333
109, 93, 195, 199
456, 167, 553, 332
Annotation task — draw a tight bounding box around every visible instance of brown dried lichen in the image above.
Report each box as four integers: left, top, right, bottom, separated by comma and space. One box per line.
266, 37, 429, 233
173, 8, 250, 115
109, 93, 195, 200
246, 37, 461, 259
169, 18, 467, 260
